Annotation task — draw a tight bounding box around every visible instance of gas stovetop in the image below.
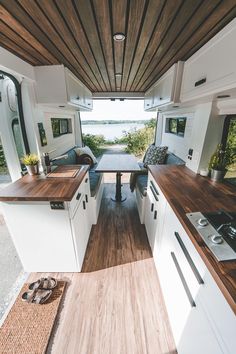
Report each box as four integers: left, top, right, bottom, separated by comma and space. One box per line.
186, 210, 236, 262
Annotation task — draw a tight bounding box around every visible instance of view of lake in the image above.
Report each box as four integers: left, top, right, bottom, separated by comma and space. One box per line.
81, 123, 145, 141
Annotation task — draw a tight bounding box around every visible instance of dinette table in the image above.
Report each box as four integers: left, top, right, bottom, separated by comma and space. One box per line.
95, 154, 140, 202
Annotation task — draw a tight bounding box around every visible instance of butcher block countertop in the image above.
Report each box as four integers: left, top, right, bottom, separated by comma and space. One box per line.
149, 165, 236, 314
0, 165, 89, 202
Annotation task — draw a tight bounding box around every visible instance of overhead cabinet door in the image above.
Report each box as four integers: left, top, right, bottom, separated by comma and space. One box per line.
181, 19, 236, 102
35, 65, 93, 111
144, 62, 184, 110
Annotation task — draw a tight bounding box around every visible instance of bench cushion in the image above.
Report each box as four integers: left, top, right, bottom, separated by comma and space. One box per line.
136, 175, 148, 197
165, 153, 185, 165
89, 170, 102, 197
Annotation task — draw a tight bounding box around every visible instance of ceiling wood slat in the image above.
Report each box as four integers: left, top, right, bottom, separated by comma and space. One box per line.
0, 0, 235, 93
73, 0, 112, 91
0, 33, 39, 66
125, 0, 165, 91
0, 4, 57, 65
134, 0, 204, 91
140, 0, 236, 91
0, 20, 49, 65
92, 0, 116, 91
55, 0, 107, 92
112, 0, 128, 90
120, 0, 146, 91
129, 0, 183, 91
1, 0, 96, 91
20, 0, 98, 91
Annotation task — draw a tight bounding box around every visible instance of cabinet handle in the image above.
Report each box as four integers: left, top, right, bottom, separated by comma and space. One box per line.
150, 185, 159, 201
151, 203, 154, 212
76, 192, 81, 201
171, 252, 196, 308
194, 77, 206, 87
154, 210, 157, 220
85, 194, 88, 203
174, 232, 204, 284
150, 180, 159, 195
85, 178, 88, 183
83, 201, 86, 210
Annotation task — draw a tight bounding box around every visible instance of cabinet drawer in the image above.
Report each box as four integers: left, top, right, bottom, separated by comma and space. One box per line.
69, 173, 89, 218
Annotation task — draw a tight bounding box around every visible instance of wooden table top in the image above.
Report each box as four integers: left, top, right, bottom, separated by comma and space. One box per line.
149, 164, 236, 314
0, 165, 89, 202
95, 154, 140, 173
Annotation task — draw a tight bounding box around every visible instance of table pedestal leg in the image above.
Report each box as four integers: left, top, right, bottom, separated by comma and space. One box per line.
111, 172, 126, 202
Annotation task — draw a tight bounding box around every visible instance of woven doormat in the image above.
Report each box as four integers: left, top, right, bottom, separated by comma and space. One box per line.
0, 281, 66, 354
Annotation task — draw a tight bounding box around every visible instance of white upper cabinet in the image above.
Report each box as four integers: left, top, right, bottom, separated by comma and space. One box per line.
34, 65, 93, 111
144, 61, 184, 111
181, 19, 236, 102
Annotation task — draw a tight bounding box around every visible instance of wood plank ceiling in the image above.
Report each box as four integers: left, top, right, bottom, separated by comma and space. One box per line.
0, 0, 236, 92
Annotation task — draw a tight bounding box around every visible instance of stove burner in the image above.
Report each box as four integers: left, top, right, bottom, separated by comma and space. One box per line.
210, 235, 223, 244
197, 218, 208, 227
186, 211, 236, 261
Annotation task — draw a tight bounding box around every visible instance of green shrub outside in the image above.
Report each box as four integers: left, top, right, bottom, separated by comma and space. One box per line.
120, 118, 156, 156
82, 133, 106, 156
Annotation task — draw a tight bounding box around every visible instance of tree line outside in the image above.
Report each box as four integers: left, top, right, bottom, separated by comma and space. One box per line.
82, 118, 156, 157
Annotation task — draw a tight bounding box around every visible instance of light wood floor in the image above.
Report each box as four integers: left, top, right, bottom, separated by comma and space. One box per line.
28, 184, 177, 354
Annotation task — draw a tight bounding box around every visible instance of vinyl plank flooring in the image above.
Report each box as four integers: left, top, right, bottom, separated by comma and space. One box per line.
27, 184, 176, 354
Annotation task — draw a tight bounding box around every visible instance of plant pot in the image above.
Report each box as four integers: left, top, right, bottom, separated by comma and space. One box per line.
210, 169, 226, 182
26, 164, 38, 176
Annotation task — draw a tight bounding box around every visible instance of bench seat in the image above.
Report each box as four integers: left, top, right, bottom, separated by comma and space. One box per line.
135, 152, 185, 223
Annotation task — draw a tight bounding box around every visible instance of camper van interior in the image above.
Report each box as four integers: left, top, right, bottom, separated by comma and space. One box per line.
0, 1, 236, 353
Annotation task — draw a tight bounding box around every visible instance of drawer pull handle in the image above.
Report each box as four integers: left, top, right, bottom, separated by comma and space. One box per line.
150, 180, 159, 195
171, 252, 196, 308
76, 193, 81, 201
194, 77, 206, 87
85, 194, 88, 203
151, 203, 154, 212
83, 201, 86, 210
150, 185, 159, 201
174, 232, 204, 285
85, 178, 88, 183
154, 210, 157, 220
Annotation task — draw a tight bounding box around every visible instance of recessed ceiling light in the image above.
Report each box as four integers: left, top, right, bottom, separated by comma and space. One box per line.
115, 73, 122, 77
113, 33, 126, 41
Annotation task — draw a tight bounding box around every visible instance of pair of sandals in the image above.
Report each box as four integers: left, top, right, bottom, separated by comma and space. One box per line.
22, 277, 57, 304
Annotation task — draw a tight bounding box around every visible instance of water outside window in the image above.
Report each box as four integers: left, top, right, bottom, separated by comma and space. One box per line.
80, 99, 156, 158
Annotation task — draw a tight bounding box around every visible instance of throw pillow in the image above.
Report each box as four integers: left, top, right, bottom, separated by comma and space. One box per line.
143, 145, 168, 167
76, 153, 94, 168
74, 146, 97, 164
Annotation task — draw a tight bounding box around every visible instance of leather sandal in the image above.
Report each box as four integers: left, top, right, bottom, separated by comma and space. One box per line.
22, 289, 52, 304
29, 277, 57, 291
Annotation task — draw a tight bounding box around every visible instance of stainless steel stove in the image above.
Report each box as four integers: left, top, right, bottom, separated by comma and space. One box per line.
186, 210, 236, 261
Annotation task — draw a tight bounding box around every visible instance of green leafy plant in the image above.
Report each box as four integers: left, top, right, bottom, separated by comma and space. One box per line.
82, 134, 106, 156
209, 144, 230, 171
21, 153, 40, 166
123, 119, 156, 157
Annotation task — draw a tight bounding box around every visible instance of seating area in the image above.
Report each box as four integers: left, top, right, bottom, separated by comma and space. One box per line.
133, 152, 185, 223
52, 146, 104, 224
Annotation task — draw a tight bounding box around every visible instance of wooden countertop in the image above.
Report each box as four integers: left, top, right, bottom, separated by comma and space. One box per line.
149, 165, 236, 314
0, 165, 89, 202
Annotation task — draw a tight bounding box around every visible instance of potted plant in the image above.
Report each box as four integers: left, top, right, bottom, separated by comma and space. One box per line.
21, 153, 40, 176
209, 144, 228, 181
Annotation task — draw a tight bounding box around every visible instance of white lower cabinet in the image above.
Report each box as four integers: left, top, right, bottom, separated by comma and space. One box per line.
145, 173, 236, 354
1, 172, 92, 272
145, 172, 167, 253
71, 194, 91, 270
